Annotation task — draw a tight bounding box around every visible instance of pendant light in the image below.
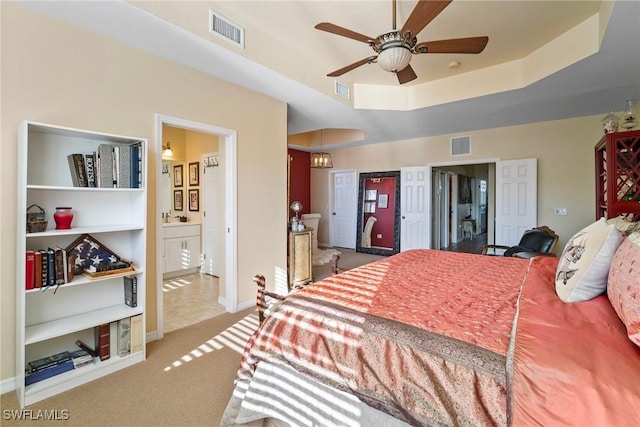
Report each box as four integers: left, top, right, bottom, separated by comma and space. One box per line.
310, 129, 333, 169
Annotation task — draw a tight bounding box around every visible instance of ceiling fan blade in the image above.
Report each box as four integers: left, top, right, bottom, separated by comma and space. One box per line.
400, 0, 452, 39
327, 56, 378, 77
315, 22, 375, 44
396, 65, 417, 84
415, 36, 489, 54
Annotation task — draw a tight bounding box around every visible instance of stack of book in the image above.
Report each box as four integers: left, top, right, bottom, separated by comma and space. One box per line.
67, 142, 143, 189
25, 351, 75, 386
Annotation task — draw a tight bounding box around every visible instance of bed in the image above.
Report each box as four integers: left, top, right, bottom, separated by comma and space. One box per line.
222, 239, 640, 426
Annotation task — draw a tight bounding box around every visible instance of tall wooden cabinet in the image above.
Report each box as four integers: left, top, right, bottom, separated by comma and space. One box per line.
595, 130, 640, 221
288, 228, 313, 289
16, 121, 147, 407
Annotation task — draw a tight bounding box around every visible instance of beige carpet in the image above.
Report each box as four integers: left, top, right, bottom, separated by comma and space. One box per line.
1, 308, 257, 427
313, 248, 386, 282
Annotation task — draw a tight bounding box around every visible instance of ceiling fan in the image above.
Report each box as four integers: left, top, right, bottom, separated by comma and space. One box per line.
315, 0, 489, 84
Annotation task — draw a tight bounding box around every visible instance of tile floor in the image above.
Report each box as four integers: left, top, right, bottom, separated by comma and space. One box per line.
162, 272, 226, 333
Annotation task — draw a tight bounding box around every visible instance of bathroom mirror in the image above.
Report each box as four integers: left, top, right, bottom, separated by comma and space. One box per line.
356, 171, 401, 256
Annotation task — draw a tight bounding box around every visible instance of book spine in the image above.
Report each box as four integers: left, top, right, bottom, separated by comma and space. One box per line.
112, 145, 119, 188
123, 275, 137, 307
67, 154, 88, 187
97, 144, 114, 188
33, 250, 42, 289
45, 248, 55, 289
84, 153, 96, 187
130, 315, 143, 354
38, 249, 48, 287
95, 323, 111, 361
117, 144, 131, 188
130, 143, 140, 188
25, 251, 35, 290
27, 351, 73, 373
109, 322, 118, 359
117, 317, 131, 357
54, 247, 65, 285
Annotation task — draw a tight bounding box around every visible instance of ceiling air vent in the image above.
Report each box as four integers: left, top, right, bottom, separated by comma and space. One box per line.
209, 10, 244, 49
451, 136, 471, 156
334, 81, 350, 100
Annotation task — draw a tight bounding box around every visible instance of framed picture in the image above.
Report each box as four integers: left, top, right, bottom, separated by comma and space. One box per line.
378, 194, 388, 208
174, 190, 183, 211
365, 189, 377, 201
173, 164, 183, 188
189, 162, 199, 186
364, 202, 376, 213
189, 189, 199, 211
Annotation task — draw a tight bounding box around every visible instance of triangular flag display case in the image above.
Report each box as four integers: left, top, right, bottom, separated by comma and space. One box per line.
15, 121, 147, 407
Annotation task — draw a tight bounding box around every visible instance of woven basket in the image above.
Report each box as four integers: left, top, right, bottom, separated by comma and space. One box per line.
26, 204, 48, 233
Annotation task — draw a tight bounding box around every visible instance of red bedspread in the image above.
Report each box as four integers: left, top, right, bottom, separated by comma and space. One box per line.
238, 250, 532, 426
512, 256, 640, 426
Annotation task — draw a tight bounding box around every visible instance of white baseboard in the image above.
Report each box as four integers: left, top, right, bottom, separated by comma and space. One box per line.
1, 376, 16, 394
237, 299, 256, 312
146, 330, 158, 343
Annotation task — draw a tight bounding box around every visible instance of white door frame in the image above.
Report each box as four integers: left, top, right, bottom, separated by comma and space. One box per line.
155, 114, 238, 340
427, 158, 499, 249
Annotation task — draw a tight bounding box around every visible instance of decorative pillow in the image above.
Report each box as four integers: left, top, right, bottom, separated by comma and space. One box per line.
607, 232, 640, 347
555, 218, 624, 302
607, 215, 640, 236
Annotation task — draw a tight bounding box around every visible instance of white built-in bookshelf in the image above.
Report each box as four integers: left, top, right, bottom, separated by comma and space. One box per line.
16, 121, 147, 407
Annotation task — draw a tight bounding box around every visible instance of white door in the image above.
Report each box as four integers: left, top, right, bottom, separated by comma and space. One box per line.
495, 158, 537, 246
400, 166, 429, 251
330, 170, 357, 249
201, 152, 220, 276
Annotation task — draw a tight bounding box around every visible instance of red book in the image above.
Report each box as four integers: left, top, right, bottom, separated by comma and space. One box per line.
25, 251, 36, 290
94, 324, 110, 361
33, 251, 42, 289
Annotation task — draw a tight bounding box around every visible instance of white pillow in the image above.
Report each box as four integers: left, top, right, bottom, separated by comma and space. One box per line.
555, 218, 624, 302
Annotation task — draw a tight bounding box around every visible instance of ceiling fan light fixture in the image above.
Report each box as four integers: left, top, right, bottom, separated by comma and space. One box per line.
377, 45, 412, 72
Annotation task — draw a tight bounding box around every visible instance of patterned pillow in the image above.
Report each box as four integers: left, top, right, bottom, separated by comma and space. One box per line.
607, 232, 640, 347
607, 215, 640, 236
555, 218, 624, 302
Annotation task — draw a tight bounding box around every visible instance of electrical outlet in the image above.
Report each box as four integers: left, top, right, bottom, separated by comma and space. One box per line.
554, 208, 568, 216
376, 233, 383, 239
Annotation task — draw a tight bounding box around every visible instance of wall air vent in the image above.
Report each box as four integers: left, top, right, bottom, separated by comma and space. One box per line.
451, 136, 471, 156
209, 10, 244, 49
334, 81, 350, 100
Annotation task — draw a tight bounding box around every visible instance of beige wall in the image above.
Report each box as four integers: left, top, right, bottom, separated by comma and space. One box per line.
312, 115, 607, 252
1, 3, 287, 382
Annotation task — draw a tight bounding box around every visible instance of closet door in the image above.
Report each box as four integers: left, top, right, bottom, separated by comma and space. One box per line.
400, 166, 430, 251
495, 158, 537, 246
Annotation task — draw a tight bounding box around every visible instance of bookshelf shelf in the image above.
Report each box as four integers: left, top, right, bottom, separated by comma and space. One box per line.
25, 224, 145, 238
24, 266, 144, 294
25, 304, 143, 345
24, 351, 144, 407
16, 120, 147, 407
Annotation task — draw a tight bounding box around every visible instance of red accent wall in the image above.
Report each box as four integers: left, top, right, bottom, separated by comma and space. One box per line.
363, 178, 396, 248
288, 149, 310, 219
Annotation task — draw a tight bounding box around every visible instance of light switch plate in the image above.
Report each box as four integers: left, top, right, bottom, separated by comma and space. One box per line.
554, 208, 568, 215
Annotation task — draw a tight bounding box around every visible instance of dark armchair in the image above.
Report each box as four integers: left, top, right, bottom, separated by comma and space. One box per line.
482, 226, 559, 257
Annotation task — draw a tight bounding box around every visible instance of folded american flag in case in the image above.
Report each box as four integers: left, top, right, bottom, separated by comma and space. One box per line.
65, 234, 128, 274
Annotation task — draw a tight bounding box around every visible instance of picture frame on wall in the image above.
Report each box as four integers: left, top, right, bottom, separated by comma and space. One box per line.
378, 194, 388, 209
365, 189, 377, 201
173, 164, 183, 188
174, 190, 183, 211
189, 162, 199, 186
189, 189, 199, 211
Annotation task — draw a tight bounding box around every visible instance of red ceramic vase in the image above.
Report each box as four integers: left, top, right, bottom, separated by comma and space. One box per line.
53, 207, 74, 230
